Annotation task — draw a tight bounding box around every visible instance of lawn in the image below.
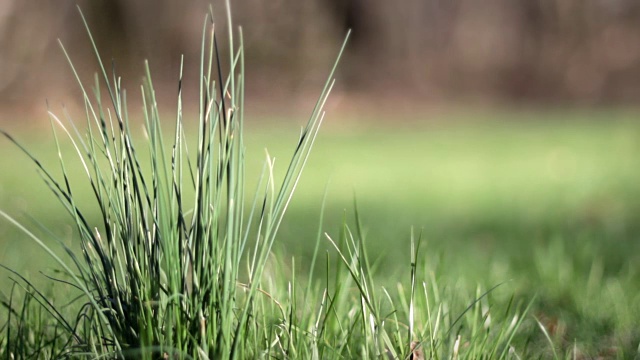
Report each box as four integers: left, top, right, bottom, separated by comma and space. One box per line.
1, 108, 639, 357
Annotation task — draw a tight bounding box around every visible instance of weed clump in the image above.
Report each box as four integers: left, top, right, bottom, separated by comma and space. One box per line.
0, 5, 529, 360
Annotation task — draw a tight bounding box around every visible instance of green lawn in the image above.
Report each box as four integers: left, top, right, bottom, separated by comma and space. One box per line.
1, 109, 640, 357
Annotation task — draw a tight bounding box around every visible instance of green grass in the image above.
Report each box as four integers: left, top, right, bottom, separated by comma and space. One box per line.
1, 4, 640, 359
3, 113, 639, 358
212, 114, 640, 358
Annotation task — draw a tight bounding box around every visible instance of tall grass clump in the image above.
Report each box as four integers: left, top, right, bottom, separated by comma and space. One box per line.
0, 4, 533, 360
0, 4, 345, 358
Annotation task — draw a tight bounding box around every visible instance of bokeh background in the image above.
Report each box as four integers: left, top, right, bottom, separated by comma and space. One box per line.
1, 1, 640, 356
4, 0, 640, 115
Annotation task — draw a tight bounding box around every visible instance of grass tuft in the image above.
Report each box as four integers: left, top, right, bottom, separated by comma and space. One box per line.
0, 3, 536, 359
1, 3, 347, 358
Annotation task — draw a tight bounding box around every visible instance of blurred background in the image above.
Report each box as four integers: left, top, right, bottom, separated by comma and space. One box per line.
1, 1, 640, 355
3, 0, 640, 117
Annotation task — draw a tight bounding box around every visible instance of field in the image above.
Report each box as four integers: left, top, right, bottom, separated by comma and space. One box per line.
1, 108, 639, 358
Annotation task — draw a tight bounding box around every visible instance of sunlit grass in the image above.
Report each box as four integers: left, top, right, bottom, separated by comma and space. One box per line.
1, 3, 640, 358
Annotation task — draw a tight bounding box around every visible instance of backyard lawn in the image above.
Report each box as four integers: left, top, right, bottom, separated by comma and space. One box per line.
1, 109, 639, 357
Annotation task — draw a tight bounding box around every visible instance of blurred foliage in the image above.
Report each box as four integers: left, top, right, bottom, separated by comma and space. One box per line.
2, 0, 640, 115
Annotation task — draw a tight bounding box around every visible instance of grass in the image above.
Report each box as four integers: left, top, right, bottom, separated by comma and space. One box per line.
2, 113, 640, 358
1, 4, 640, 359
